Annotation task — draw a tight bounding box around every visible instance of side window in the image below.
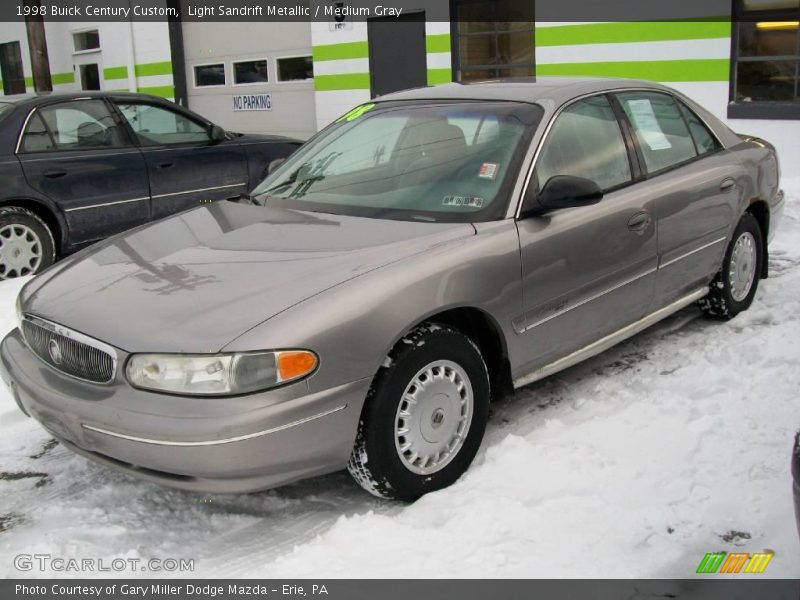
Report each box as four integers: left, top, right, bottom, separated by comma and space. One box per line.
33, 100, 127, 150
115, 103, 210, 146
617, 92, 697, 173
20, 113, 55, 152
678, 101, 720, 155
535, 95, 631, 191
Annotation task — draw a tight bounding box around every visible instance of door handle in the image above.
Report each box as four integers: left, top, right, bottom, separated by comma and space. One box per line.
627, 211, 652, 234
43, 169, 67, 178
157, 162, 174, 169
720, 178, 736, 191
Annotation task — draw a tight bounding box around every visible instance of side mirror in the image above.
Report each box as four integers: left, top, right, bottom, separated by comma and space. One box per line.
532, 175, 603, 214
209, 124, 227, 143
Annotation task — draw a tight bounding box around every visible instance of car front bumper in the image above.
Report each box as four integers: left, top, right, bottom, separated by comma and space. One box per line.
0, 327, 370, 493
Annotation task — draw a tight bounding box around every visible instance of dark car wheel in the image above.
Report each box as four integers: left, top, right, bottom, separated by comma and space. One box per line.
0, 207, 56, 280
699, 213, 763, 320
348, 323, 490, 501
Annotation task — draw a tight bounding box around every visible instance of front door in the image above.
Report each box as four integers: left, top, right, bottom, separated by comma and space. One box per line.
111, 100, 249, 220
515, 94, 657, 373
17, 98, 150, 245
368, 13, 427, 97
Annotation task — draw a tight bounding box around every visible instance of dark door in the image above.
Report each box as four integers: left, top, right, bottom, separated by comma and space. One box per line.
368, 13, 427, 97
516, 95, 657, 373
0, 42, 26, 95
17, 98, 151, 246
112, 100, 249, 220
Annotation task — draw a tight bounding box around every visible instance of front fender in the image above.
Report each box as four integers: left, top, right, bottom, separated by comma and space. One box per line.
222, 220, 523, 394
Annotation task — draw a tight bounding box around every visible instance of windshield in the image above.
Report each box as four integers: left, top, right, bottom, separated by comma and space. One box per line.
252, 101, 543, 222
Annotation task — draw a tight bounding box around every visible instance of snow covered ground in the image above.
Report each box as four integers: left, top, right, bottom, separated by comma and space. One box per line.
1, 180, 799, 579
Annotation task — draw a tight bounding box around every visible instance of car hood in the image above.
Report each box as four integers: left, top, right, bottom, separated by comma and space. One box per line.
22, 202, 474, 352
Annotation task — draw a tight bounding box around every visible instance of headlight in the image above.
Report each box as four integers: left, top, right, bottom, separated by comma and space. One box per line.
125, 350, 317, 396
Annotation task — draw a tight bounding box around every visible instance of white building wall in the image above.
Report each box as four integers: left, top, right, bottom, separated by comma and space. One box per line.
0, 21, 174, 98
181, 21, 316, 139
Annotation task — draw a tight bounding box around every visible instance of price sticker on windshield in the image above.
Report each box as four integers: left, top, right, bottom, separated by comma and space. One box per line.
478, 163, 499, 180
443, 195, 484, 208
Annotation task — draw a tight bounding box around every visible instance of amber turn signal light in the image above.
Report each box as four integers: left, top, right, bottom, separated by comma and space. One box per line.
277, 350, 318, 382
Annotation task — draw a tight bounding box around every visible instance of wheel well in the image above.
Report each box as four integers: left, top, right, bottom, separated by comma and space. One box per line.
746, 201, 770, 279
0, 199, 62, 255
423, 307, 513, 402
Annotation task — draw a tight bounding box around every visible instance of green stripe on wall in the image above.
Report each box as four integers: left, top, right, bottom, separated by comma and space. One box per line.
51, 72, 75, 85
313, 41, 369, 62
536, 59, 729, 82
536, 19, 731, 47
426, 33, 451, 54
24, 72, 74, 87
138, 85, 175, 98
134, 61, 172, 77
427, 68, 452, 86
104, 66, 128, 80
314, 73, 371, 91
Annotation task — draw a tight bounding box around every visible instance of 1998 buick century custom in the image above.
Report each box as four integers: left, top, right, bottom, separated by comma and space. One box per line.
0, 78, 784, 500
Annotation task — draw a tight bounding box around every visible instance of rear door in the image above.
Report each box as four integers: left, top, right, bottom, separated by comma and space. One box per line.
515, 94, 657, 373
112, 100, 248, 220
614, 91, 745, 307
17, 98, 150, 245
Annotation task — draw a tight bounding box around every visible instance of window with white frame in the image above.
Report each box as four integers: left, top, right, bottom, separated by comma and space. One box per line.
277, 56, 313, 82
73, 30, 100, 52
233, 59, 269, 85
194, 63, 226, 87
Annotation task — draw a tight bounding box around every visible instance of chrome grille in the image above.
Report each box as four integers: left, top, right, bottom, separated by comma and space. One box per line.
21, 316, 116, 384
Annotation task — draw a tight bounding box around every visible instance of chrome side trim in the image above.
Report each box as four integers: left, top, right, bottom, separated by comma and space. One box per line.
151, 182, 246, 199
22, 314, 119, 383
15, 107, 38, 154
513, 287, 708, 389
81, 405, 348, 446
659, 236, 727, 269
521, 266, 657, 333
65, 196, 150, 212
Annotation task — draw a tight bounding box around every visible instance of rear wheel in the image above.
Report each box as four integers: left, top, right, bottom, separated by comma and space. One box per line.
347, 323, 490, 501
0, 207, 56, 279
699, 213, 763, 320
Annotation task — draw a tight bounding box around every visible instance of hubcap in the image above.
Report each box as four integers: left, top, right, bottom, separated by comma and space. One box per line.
394, 360, 474, 475
0, 224, 42, 279
728, 231, 757, 302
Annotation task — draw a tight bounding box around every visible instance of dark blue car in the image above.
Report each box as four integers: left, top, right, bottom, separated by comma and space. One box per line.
0, 92, 301, 278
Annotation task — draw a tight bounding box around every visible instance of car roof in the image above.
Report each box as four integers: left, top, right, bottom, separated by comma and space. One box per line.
376, 76, 668, 105
1, 91, 171, 108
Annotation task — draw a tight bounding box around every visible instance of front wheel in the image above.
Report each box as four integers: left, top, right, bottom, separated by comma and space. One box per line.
699, 212, 763, 320
347, 324, 490, 501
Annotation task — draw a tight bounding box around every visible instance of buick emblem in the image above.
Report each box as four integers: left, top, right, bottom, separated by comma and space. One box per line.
48, 339, 63, 365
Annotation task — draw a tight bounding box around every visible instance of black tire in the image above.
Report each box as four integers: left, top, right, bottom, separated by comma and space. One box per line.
699, 212, 763, 320
348, 323, 490, 501
0, 207, 56, 279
